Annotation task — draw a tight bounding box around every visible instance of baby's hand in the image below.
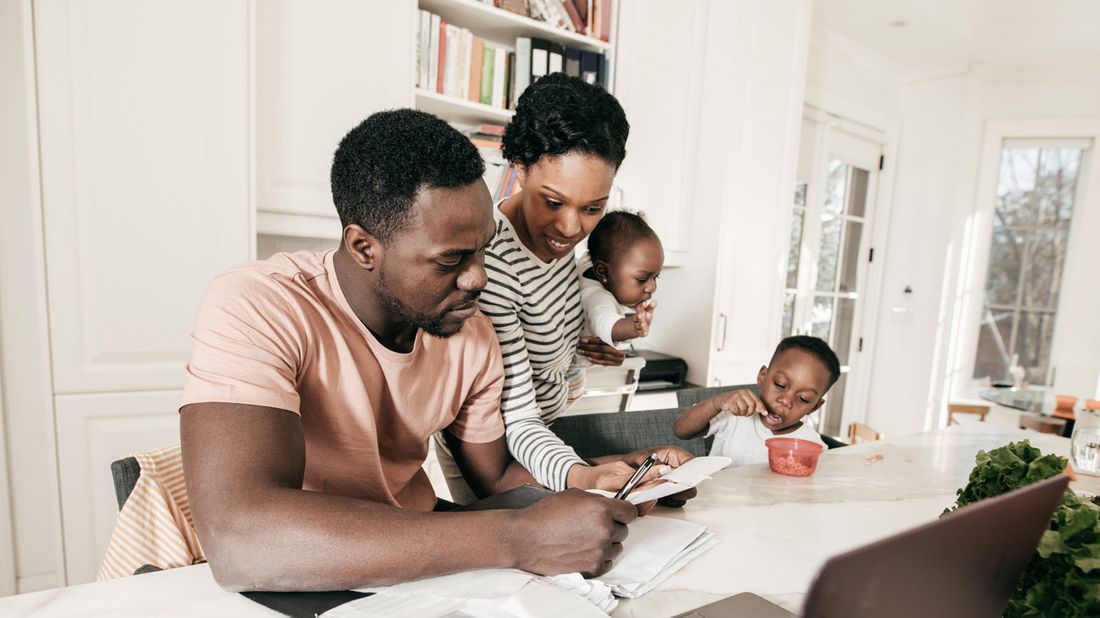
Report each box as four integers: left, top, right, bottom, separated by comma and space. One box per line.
716, 389, 766, 417
632, 299, 656, 338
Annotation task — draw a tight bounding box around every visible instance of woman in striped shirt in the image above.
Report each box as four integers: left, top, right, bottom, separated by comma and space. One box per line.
437, 74, 693, 502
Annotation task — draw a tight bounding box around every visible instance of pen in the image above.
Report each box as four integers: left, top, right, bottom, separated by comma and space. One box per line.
614, 453, 659, 500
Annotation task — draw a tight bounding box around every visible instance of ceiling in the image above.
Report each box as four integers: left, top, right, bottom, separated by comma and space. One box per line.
813, 0, 1100, 78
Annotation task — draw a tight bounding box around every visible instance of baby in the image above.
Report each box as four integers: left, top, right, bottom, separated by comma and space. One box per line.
578, 211, 664, 348
673, 335, 840, 465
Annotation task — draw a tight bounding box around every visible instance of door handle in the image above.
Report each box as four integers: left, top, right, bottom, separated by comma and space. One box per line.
716, 313, 728, 352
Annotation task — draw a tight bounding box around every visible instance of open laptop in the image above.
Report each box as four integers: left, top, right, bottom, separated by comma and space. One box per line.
673, 474, 1069, 618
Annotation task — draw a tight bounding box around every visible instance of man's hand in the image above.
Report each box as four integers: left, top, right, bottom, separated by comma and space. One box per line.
632, 300, 656, 338
715, 388, 766, 417
512, 489, 636, 577
577, 336, 626, 366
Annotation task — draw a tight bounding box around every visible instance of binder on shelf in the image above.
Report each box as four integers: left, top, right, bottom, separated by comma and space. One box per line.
547, 41, 564, 74
531, 38, 551, 81
564, 47, 581, 78
579, 50, 599, 85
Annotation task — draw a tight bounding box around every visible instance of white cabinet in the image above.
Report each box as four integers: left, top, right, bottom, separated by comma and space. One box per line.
255, 0, 415, 230
54, 391, 183, 585
25, 0, 251, 585
642, 0, 812, 387
34, 0, 251, 395
611, 0, 708, 265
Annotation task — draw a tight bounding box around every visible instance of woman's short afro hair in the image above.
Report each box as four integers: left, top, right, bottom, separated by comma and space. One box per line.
502, 73, 629, 170
330, 108, 485, 243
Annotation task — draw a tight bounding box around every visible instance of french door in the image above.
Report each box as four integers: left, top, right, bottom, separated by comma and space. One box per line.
783, 115, 883, 437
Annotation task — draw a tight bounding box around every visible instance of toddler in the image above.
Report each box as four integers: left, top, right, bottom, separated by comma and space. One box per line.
673, 335, 840, 465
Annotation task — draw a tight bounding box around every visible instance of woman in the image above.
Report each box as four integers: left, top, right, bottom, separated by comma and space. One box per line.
437, 74, 691, 502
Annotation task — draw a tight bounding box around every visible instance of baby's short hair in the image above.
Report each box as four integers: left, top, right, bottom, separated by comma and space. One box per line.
772, 336, 841, 388
587, 211, 659, 264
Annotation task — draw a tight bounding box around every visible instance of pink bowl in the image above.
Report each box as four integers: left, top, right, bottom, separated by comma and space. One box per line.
765, 437, 825, 477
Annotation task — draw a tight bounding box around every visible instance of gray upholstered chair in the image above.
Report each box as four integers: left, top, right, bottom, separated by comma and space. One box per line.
550, 407, 712, 459
109, 456, 163, 575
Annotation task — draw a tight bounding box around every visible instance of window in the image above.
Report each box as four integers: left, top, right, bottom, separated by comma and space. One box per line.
973, 143, 1087, 386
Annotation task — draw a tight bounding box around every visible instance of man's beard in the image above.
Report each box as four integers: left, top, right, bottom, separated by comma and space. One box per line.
376, 269, 478, 339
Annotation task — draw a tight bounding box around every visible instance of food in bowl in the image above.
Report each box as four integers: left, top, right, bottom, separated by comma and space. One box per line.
765, 437, 825, 477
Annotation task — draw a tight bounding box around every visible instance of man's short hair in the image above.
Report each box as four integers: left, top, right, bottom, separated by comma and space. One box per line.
587, 211, 658, 264
330, 109, 485, 242
773, 335, 842, 388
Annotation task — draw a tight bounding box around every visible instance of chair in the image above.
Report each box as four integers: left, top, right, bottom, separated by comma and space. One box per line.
102, 445, 202, 580
110, 456, 142, 509
947, 402, 990, 426
848, 422, 882, 444
551, 407, 712, 459
1019, 412, 1067, 436
676, 383, 847, 449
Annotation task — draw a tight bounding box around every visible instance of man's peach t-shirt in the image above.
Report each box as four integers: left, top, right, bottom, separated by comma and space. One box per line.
180, 250, 505, 512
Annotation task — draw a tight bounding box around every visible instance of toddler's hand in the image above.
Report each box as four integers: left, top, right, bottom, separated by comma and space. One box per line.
632, 299, 656, 338
716, 389, 766, 417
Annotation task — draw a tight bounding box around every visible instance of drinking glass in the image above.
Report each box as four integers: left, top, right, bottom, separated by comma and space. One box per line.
1071, 425, 1100, 474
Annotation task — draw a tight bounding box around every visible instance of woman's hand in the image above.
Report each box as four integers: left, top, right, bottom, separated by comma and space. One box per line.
577, 336, 626, 366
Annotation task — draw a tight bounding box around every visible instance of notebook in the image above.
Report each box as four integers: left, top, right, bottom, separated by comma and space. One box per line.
671, 474, 1069, 617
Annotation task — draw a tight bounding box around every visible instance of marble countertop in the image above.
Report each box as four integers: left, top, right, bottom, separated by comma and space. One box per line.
2, 423, 1089, 617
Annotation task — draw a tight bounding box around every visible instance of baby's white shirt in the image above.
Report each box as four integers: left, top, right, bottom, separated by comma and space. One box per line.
576, 253, 630, 349
706, 412, 826, 466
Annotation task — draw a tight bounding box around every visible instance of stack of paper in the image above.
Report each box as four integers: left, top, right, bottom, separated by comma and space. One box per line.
326, 569, 614, 617
595, 515, 716, 598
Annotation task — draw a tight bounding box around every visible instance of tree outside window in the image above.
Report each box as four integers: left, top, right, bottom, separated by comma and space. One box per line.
973, 145, 1085, 386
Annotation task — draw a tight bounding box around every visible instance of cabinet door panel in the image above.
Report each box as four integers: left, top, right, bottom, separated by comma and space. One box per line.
612, 0, 708, 263
256, 0, 416, 219
34, 0, 250, 393
55, 391, 182, 585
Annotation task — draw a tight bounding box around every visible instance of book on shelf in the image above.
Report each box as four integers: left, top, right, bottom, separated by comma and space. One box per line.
427, 13, 441, 91
467, 38, 484, 103
417, 10, 431, 89
479, 44, 495, 106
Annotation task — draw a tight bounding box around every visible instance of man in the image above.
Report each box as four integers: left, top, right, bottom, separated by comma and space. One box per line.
180, 110, 639, 591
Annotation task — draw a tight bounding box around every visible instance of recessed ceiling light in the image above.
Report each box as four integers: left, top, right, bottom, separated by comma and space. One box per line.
889, 19, 909, 28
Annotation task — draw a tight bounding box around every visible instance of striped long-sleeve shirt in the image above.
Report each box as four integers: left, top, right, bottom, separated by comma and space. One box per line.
478, 208, 586, 490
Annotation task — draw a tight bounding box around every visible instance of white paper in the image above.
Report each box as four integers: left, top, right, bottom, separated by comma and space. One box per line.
330, 568, 613, 617
588, 456, 732, 505
595, 516, 712, 597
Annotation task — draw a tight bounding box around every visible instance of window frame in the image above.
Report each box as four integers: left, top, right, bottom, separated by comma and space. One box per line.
951, 119, 1099, 408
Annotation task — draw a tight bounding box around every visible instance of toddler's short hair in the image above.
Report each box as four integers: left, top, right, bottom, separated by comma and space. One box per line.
773, 336, 841, 388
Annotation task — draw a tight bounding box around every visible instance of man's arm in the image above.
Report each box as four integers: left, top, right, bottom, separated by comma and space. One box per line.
181, 402, 637, 591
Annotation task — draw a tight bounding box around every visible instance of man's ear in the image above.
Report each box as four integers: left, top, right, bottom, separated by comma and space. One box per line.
342, 224, 381, 271
757, 365, 768, 386
592, 259, 611, 283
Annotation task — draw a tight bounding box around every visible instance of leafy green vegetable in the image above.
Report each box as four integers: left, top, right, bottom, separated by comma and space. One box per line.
944, 440, 1100, 617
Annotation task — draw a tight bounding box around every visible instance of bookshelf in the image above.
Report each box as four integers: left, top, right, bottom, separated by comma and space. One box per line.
415, 0, 617, 127
252, 0, 619, 260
